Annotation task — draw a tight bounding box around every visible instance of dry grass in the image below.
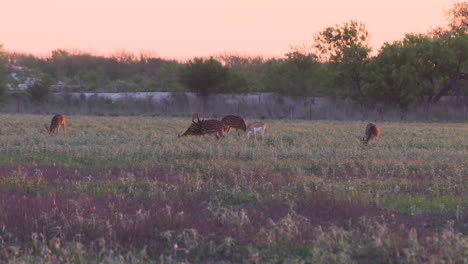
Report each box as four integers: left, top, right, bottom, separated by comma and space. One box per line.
0, 114, 466, 263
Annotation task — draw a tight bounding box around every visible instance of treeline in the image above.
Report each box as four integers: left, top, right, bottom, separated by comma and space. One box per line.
0, 2, 466, 109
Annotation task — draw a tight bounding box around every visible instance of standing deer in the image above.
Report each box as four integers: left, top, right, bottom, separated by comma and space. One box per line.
363, 123, 380, 145
244, 121, 266, 139
221, 115, 247, 135
179, 113, 226, 139
45, 114, 66, 134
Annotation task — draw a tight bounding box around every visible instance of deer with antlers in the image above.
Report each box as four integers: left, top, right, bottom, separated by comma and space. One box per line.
363, 123, 380, 145
179, 113, 226, 139
221, 115, 247, 136
244, 121, 267, 139
45, 114, 66, 134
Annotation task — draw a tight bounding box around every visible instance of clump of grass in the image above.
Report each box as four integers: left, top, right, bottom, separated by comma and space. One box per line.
383, 195, 464, 214
0, 114, 466, 262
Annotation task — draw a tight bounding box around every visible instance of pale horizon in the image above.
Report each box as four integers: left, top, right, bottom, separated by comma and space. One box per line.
0, 0, 457, 59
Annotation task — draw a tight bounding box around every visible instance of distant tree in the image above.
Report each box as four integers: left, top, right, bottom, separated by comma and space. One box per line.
446, 1, 468, 30
216, 54, 265, 93
314, 20, 371, 100
154, 61, 184, 92
362, 29, 467, 107
260, 51, 319, 96
28, 74, 52, 102
362, 38, 426, 108
0, 45, 7, 100
429, 28, 468, 103
179, 57, 228, 96
314, 20, 370, 62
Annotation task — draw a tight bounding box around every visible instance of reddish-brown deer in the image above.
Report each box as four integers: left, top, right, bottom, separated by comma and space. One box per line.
179, 113, 226, 139
44, 114, 66, 134
178, 122, 201, 137
363, 123, 380, 145
221, 115, 247, 135
244, 121, 266, 139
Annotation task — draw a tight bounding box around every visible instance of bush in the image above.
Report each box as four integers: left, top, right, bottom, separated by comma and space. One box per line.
180, 57, 228, 96
28, 75, 52, 102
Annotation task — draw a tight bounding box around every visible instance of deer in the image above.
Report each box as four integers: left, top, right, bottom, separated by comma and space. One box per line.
178, 122, 201, 138
179, 113, 226, 139
244, 121, 266, 139
221, 115, 247, 136
44, 114, 66, 134
363, 123, 380, 145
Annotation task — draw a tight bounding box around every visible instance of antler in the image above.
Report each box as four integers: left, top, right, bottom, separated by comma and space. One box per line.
44, 124, 50, 133
191, 106, 202, 122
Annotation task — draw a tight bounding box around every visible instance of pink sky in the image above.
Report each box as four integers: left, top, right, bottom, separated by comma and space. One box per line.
0, 0, 456, 59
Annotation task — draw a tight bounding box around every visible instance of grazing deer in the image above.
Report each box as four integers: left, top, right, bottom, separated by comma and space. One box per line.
198, 119, 226, 139
178, 122, 201, 138
45, 114, 66, 134
363, 123, 380, 145
221, 115, 247, 135
244, 121, 266, 139
179, 113, 226, 139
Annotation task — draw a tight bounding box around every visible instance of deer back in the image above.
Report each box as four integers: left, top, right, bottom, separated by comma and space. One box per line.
221, 115, 247, 131
199, 119, 225, 135
246, 121, 266, 131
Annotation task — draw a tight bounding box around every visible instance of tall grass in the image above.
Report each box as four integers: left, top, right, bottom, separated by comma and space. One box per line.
0, 114, 466, 263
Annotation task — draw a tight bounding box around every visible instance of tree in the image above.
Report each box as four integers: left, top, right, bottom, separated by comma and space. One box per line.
314, 20, 371, 100
0, 45, 7, 100
215, 54, 265, 93
261, 51, 319, 96
429, 27, 468, 103
446, 1, 468, 30
28, 74, 52, 102
179, 57, 228, 96
314, 20, 370, 62
154, 60, 185, 92
361, 38, 426, 108
362, 30, 467, 107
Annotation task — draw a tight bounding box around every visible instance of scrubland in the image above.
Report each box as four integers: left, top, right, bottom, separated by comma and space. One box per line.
0, 114, 466, 263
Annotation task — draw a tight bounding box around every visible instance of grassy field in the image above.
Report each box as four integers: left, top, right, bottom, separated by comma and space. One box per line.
0, 114, 466, 263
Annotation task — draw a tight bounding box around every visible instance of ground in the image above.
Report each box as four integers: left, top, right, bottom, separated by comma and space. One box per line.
0, 114, 466, 263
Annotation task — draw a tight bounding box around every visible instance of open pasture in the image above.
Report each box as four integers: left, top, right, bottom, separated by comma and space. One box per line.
0, 114, 466, 263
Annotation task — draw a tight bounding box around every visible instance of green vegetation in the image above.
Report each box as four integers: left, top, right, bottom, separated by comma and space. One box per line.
1, 2, 466, 109
180, 57, 228, 96
0, 44, 7, 100
0, 114, 466, 263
